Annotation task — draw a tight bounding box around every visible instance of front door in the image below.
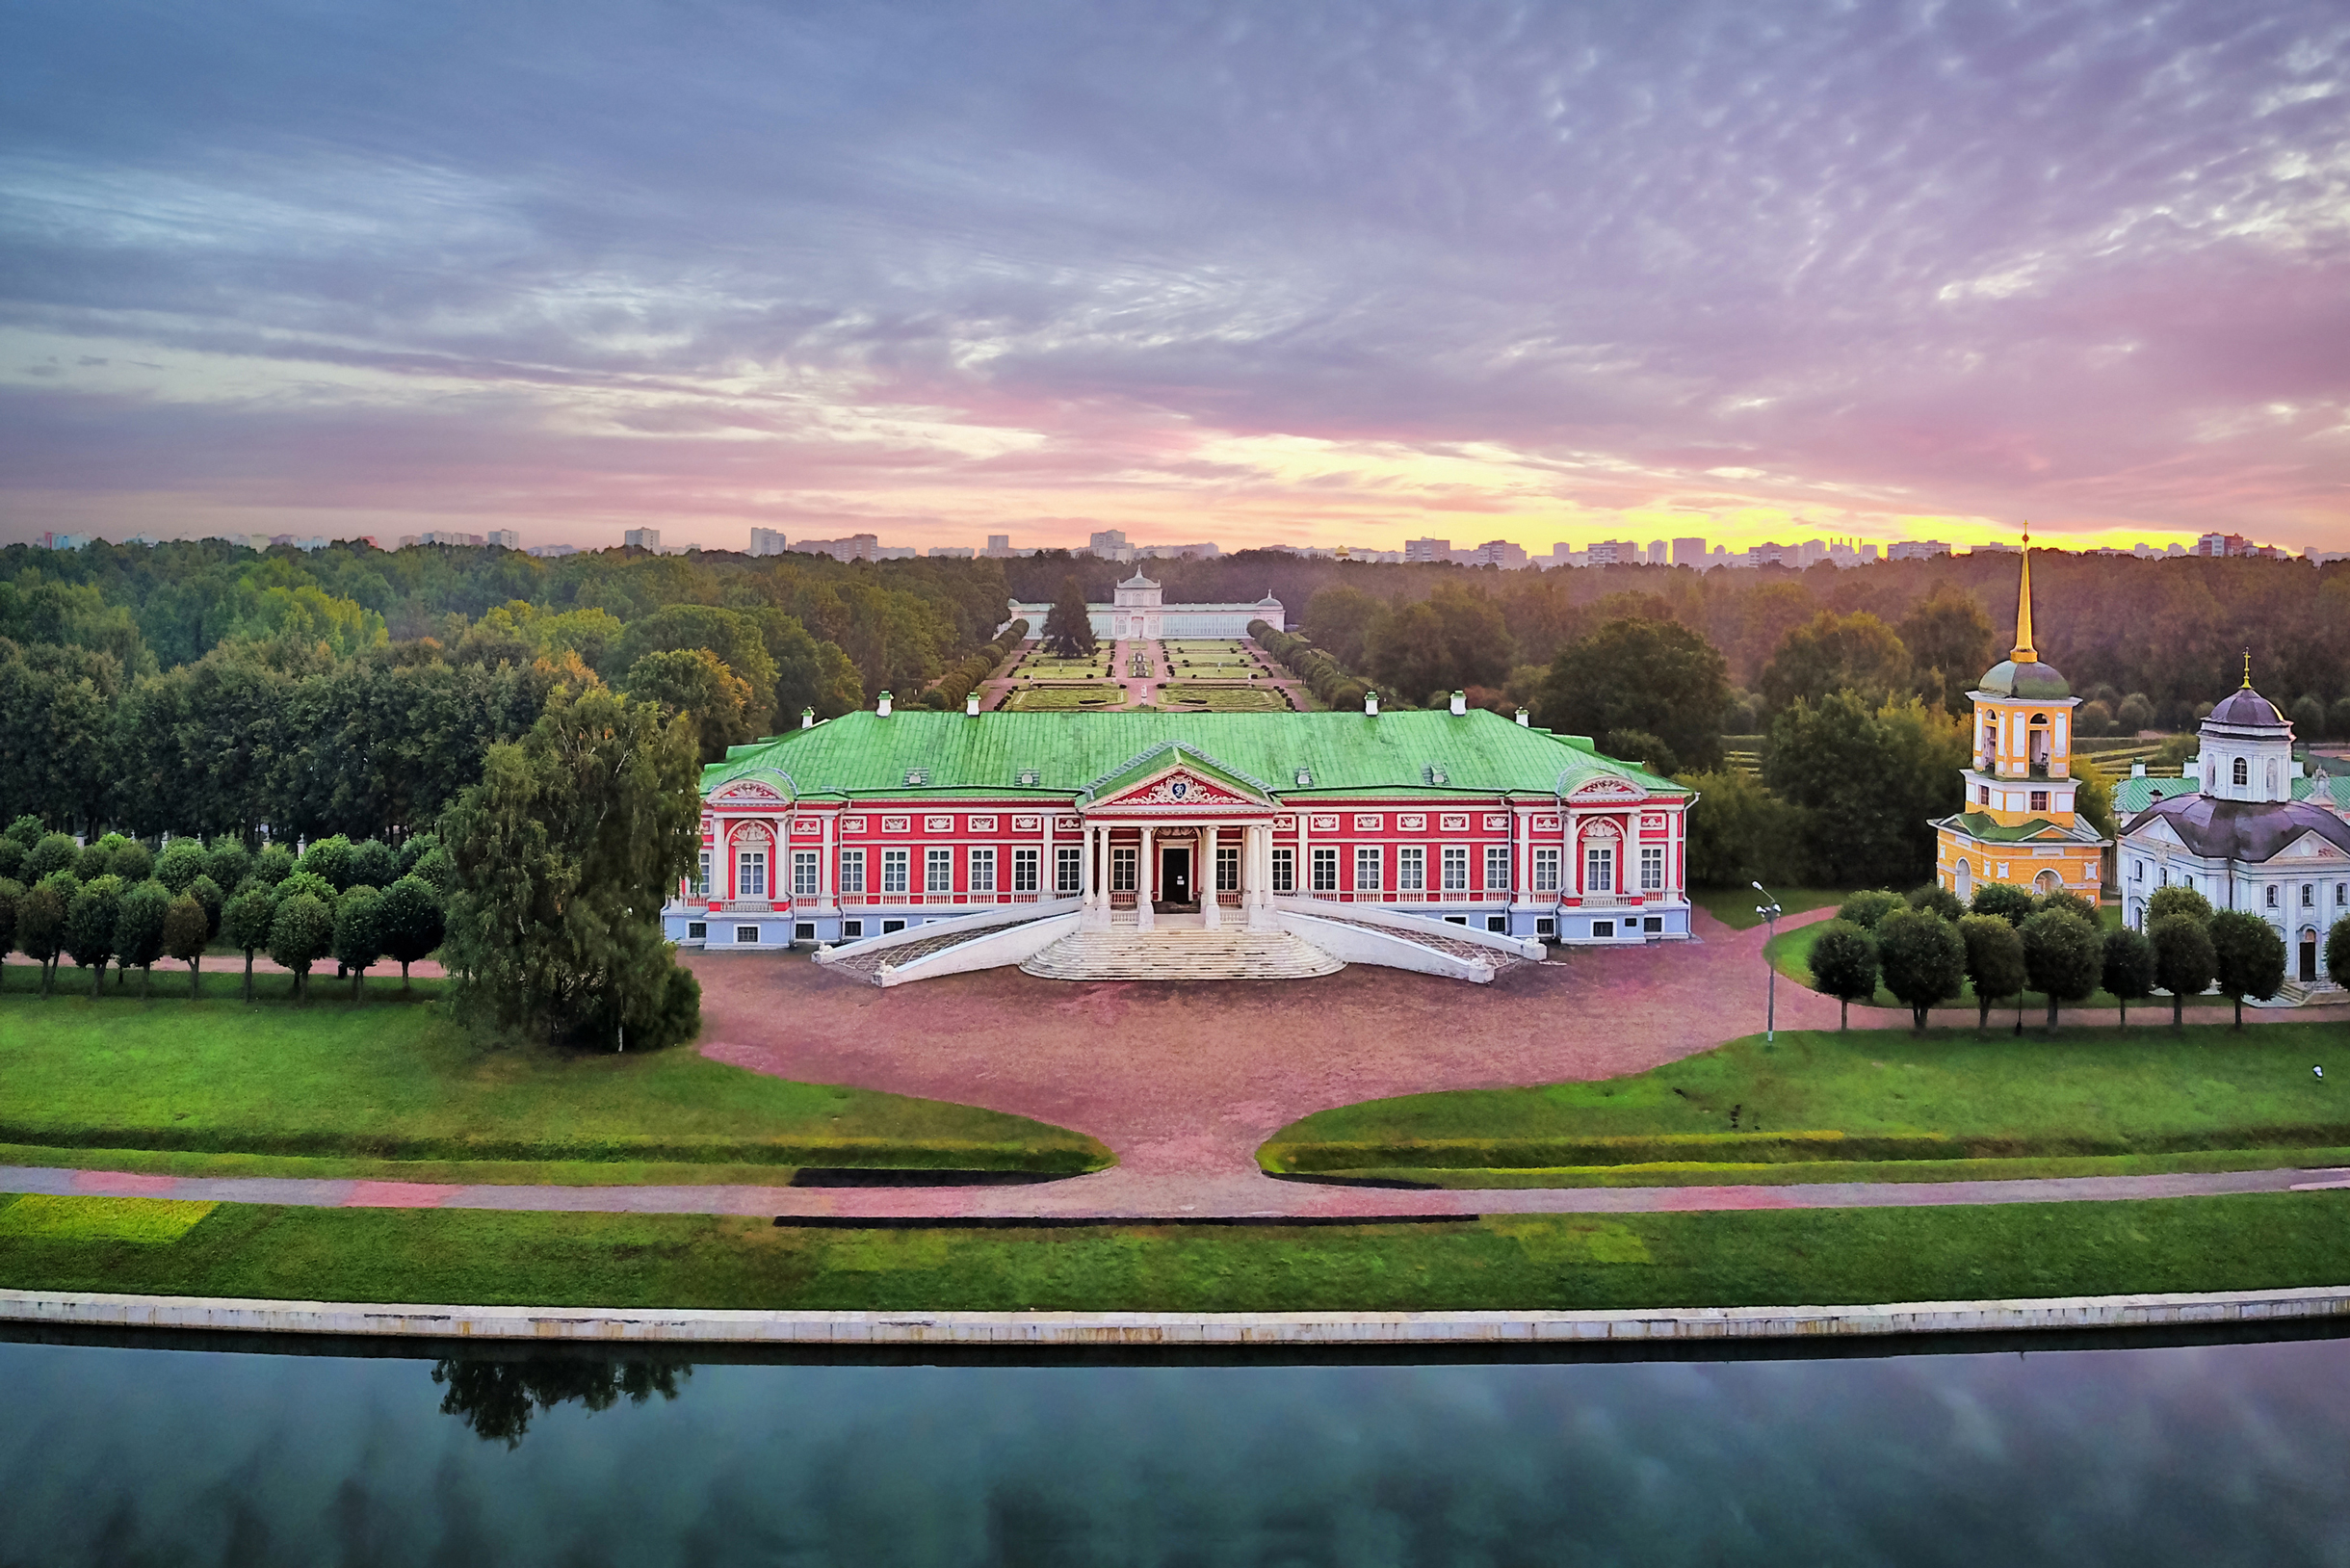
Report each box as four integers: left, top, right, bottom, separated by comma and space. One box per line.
1161, 847, 1191, 906
2303, 933, 2319, 983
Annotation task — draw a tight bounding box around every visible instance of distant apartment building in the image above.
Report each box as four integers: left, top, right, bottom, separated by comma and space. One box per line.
983, 534, 1013, 557
1086, 529, 1135, 562
1583, 540, 1629, 566
622, 528, 662, 551
37, 532, 91, 550
927, 546, 976, 559
1136, 541, 1220, 561
1887, 540, 1951, 561
524, 543, 580, 559
485, 530, 520, 550
1648, 539, 1667, 565
1672, 536, 1707, 567
1464, 539, 1528, 568
270, 535, 328, 551
1744, 542, 1793, 568
400, 530, 486, 548
748, 527, 787, 557
2191, 532, 2285, 559
1402, 537, 1452, 563
795, 533, 882, 562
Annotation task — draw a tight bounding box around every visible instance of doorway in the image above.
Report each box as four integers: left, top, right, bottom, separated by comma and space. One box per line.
2302, 929, 2319, 984
1160, 846, 1192, 906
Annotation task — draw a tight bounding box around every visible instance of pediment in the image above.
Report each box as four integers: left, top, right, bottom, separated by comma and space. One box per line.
713, 780, 784, 802
1086, 765, 1266, 814
2127, 816, 2183, 849
1567, 775, 1647, 802
2274, 831, 2345, 861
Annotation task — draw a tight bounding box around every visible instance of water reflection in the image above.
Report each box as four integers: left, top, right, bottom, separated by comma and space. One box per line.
431, 1355, 691, 1447
2, 1331, 2346, 1566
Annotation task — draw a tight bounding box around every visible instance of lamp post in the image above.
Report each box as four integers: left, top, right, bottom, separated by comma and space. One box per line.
1753, 880, 1783, 1043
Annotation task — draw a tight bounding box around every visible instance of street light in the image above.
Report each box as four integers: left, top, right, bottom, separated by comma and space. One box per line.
1753, 880, 1783, 1044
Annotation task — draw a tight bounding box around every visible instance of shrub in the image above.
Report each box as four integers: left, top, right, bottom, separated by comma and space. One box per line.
1604, 729, 1680, 777
2146, 884, 2214, 926
186, 874, 225, 940
2208, 910, 2285, 1029
205, 837, 253, 892
395, 832, 441, 879
2036, 889, 2099, 926
351, 839, 399, 890
1836, 889, 1905, 930
2101, 926, 2157, 1026
296, 835, 357, 892
26, 833, 79, 882
0, 877, 17, 957
1968, 881, 2037, 928
2331, 914, 2350, 989
252, 843, 297, 886
2115, 693, 2154, 733
17, 875, 70, 994
153, 840, 209, 893
1907, 883, 1966, 922
111, 840, 154, 885
0, 838, 23, 883
1958, 913, 2026, 1032
2019, 907, 2102, 1029
2075, 699, 2115, 738
1806, 920, 1879, 1029
2150, 914, 2217, 1027
1875, 907, 1965, 1029
378, 875, 447, 986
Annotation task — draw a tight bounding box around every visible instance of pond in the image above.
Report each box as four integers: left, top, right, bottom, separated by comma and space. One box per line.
2, 1328, 2344, 1565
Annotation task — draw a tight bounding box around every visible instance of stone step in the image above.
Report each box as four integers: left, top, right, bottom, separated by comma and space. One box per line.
1019, 928, 1345, 982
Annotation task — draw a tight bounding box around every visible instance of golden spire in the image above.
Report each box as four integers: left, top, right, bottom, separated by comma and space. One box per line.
2243, 648, 2253, 689
2009, 530, 2037, 662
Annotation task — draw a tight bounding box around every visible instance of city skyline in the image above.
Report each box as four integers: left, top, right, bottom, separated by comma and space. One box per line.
4, 3, 2347, 556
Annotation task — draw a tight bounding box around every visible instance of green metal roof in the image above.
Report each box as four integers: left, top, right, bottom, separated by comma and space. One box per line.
2113, 774, 2199, 815
1943, 811, 2072, 843
702, 710, 1683, 801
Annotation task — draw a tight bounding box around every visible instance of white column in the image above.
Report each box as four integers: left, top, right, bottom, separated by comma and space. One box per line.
1296, 812, 1312, 902
1201, 823, 1220, 928
1137, 824, 1156, 930
1248, 823, 1274, 930
820, 812, 833, 908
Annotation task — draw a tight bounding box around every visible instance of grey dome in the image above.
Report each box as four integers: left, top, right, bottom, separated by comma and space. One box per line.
1977, 660, 2071, 700
2207, 687, 2285, 729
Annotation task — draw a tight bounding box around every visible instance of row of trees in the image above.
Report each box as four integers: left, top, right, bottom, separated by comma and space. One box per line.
1250, 622, 1371, 713
1808, 883, 2324, 1032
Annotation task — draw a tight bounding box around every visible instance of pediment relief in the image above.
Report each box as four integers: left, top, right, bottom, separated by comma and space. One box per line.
1087, 767, 1265, 813
1567, 776, 1644, 802
714, 780, 783, 802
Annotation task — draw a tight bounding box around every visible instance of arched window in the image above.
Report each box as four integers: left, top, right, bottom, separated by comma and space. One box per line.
2264, 885, 2278, 908
2232, 756, 2249, 787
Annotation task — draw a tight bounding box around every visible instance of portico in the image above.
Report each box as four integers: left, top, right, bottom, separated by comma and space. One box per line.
1073, 745, 1281, 932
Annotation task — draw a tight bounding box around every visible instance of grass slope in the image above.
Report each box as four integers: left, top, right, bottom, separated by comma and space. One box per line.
0, 990, 1109, 1176
1, 1190, 2344, 1311
1265, 1024, 2349, 1177
1689, 887, 1849, 930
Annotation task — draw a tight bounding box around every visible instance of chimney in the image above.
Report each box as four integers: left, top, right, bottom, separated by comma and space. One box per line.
1364, 690, 1379, 717
2130, 760, 2146, 777
965, 692, 980, 716
1516, 707, 1530, 727
801, 707, 815, 730
876, 691, 892, 717
1449, 690, 1467, 716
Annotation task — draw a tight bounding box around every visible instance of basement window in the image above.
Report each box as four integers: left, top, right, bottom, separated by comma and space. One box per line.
687, 921, 707, 940
843, 920, 864, 938
736, 926, 760, 944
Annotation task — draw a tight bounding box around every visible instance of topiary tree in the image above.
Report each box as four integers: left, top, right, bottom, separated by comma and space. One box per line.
332, 886, 385, 999
186, 874, 225, 940
220, 886, 277, 1003
1958, 913, 2026, 1032
2146, 884, 2214, 927
2208, 910, 2285, 1029
296, 835, 357, 893
1836, 889, 1906, 930
1969, 882, 2036, 928
2019, 907, 2102, 1030
377, 875, 446, 988
351, 839, 399, 891
153, 839, 209, 894
2149, 914, 2217, 1028
26, 832, 79, 882
205, 837, 252, 893
0, 837, 21, 884
2101, 926, 2156, 1025
2330, 914, 2350, 990
1907, 884, 1966, 922
17, 874, 69, 996
1875, 907, 1966, 1030
113, 879, 172, 999
0, 878, 17, 965
2036, 889, 2100, 926
395, 833, 441, 879
1807, 920, 1879, 1029
110, 840, 154, 885
64, 875, 124, 998
268, 893, 335, 1002
252, 843, 297, 887
162, 893, 209, 998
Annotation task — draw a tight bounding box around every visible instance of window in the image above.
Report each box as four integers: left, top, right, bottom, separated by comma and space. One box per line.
736, 925, 759, 944
1639, 846, 1663, 893
687, 921, 707, 940
839, 849, 866, 894
1055, 846, 1081, 895
926, 848, 953, 894
2132, 859, 2144, 883
1585, 846, 1614, 894
695, 850, 711, 898
737, 849, 767, 899
969, 848, 996, 894
1442, 847, 1468, 893
1444, 915, 1467, 926
1355, 846, 1382, 892
842, 919, 864, 938
1216, 845, 1239, 892
1486, 915, 1507, 933
795, 923, 815, 941
881, 849, 908, 895
1397, 847, 1425, 891
2303, 884, 2315, 908
1485, 845, 1510, 894
1111, 847, 1137, 892
1532, 847, 1560, 894
2233, 756, 2249, 787
2265, 885, 2279, 908
792, 850, 819, 899
1978, 785, 1990, 805
1643, 916, 1663, 933
2338, 882, 2348, 907
1312, 848, 1339, 893
1272, 848, 1294, 893
2029, 791, 2049, 812
1013, 848, 1039, 894
1534, 916, 1555, 938
881, 918, 905, 934
1592, 920, 1615, 938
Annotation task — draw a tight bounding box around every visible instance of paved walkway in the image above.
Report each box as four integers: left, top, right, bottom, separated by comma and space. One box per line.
6, 1160, 2344, 1219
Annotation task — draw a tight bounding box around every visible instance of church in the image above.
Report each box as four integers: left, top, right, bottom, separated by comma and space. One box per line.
660, 695, 1695, 982
2113, 666, 2350, 998
1932, 546, 2110, 902
1004, 573, 1286, 640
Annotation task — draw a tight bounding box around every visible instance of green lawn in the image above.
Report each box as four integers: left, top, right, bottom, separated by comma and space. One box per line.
1262, 1023, 2349, 1178
2, 1189, 2344, 1310
1690, 886, 1849, 929
1159, 682, 1288, 712
0, 988, 1110, 1177
1002, 683, 1129, 710
1765, 917, 2216, 1014
3, 954, 445, 1005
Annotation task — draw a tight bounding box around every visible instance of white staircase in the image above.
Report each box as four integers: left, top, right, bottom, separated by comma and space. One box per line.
1020, 928, 1345, 982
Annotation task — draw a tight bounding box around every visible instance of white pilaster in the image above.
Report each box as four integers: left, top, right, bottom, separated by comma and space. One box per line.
1137, 824, 1156, 930
1201, 823, 1220, 928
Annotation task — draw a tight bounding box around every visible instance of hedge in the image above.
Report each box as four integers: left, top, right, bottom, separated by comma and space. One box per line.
1249, 621, 1374, 712
920, 619, 1029, 711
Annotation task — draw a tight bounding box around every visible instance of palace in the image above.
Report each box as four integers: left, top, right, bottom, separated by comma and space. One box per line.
1004, 573, 1286, 640
661, 698, 1695, 983
1932, 545, 2110, 901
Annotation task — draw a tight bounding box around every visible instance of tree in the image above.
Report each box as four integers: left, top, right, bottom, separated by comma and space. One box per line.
1537, 618, 1731, 772
26, 832, 79, 881
252, 843, 297, 885
18, 874, 69, 995
1300, 586, 1383, 669
2330, 914, 2350, 990
606, 604, 779, 725
1041, 576, 1097, 658
1958, 913, 2026, 1032
2037, 889, 2099, 926
377, 875, 447, 987
186, 873, 225, 940
114, 879, 172, 999
759, 610, 862, 721
1758, 612, 1913, 718
1604, 729, 1679, 776
63, 875, 124, 998
1675, 768, 1809, 889
351, 838, 399, 889
1764, 693, 1964, 888
153, 839, 210, 894
204, 837, 252, 892
1970, 882, 2036, 927
2147, 884, 2215, 927
439, 686, 703, 1049
2208, 910, 2286, 1028
1897, 589, 1997, 715
1808, 920, 1879, 1029
2101, 926, 2156, 1026
332, 885, 386, 999
1836, 890, 1905, 930
1907, 884, 1966, 922
296, 834, 357, 892
221, 886, 276, 1002
267, 893, 335, 1002
0, 879, 16, 965
1875, 907, 1965, 1029
2150, 914, 2217, 1027
2019, 907, 2102, 1029
162, 893, 209, 997
622, 648, 757, 763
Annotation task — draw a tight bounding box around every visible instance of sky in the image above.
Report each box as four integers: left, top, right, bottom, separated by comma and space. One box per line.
3, 0, 2348, 558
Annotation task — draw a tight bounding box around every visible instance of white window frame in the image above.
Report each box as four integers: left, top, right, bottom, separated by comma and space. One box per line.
1013, 847, 1039, 894
881, 849, 908, 895
1111, 847, 1137, 892
1216, 845, 1239, 892
1485, 845, 1510, 894
968, 847, 996, 894
1532, 847, 1560, 894
1397, 847, 1425, 892
1585, 846, 1614, 894
695, 849, 711, 898
1272, 848, 1295, 893
1355, 846, 1381, 892
792, 849, 819, 899
1312, 847, 1339, 893
737, 849, 768, 899
1639, 846, 1664, 893
1055, 846, 1082, 895
926, 848, 953, 894
1441, 846, 1468, 893
839, 849, 866, 894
